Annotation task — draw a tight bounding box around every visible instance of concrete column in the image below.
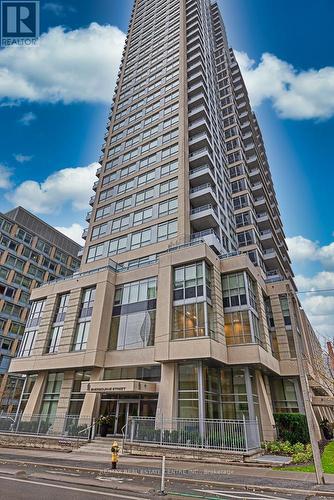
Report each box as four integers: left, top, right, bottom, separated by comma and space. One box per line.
156, 362, 177, 422
79, 367, 104, 420
22, 372, 47, 417
255, 370, 276, 441
244, 367, 255, 421
56, 370, 74, 418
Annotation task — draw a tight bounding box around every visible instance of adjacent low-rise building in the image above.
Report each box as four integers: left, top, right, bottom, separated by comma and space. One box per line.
0, 207, 81, 412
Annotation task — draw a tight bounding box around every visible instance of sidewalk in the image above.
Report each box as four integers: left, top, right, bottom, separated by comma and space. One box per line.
0, 446, 333, 495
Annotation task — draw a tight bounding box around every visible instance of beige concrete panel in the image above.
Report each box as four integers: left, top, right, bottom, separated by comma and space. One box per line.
156, 362, 177, 421
22, 372, 47, 417
255, 370, 276, 441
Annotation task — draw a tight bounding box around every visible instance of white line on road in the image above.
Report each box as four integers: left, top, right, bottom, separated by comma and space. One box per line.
197, 490, 291, 500
0, 475, 142, 499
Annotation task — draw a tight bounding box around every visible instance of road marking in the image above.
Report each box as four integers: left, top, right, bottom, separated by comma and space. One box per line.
0, 475, 142, 499
197, 490, 291, 500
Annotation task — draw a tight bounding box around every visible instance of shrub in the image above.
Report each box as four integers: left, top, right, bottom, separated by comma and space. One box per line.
293, 442, 305, 453
291, 451, 312, 464
274, 413, 310, 444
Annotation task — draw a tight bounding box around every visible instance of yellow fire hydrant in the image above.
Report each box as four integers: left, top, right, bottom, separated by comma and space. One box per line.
111, 441, 120, 470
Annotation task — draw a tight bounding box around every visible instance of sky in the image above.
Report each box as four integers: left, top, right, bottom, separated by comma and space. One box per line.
0, 0, 334, 340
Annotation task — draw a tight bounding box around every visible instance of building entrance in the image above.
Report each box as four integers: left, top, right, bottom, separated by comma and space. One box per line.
114, 400, 139, 435
99, 394, 157, 436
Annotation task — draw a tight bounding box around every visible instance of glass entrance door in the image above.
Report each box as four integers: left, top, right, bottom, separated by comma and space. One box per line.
115, 401, 139, 434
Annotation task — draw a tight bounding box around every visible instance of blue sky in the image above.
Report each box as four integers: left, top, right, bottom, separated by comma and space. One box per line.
0, 0, 334, 339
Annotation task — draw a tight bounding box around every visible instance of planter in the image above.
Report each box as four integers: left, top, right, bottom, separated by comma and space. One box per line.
100, 423, 108, 437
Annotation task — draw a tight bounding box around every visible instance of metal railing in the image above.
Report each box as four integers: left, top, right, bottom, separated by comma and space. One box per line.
0, 413, 91, 440
124, 416, 260, 452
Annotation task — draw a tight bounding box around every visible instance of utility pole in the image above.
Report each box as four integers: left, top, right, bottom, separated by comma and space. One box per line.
288, 290, 325, 485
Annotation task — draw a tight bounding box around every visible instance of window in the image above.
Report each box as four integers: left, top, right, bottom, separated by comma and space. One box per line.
138, 170, 155, 185
2, 302, 23, 319
130, 228, 152, 249
160, 160, 178, 176
172, 302, 206, 339
159, 178, 178, 195
158, 198, 177, 216
6, 255, 25, 271
95, 205, 111, 220
87, 243, 104, 262
157, 220, 177, 241
40, 373, 64, 418
54, 294, 69, 323
91, 223, 108, 240
133, 207, 153, 226
136, 187, 154, 204
224, 310, 252, 345
47, 326, 63, 354
222, 273, 247, 308
111, 215, 130, 233
36, 239, 51, 255
68, 370, 91, 416
109, 278, 157, 351
72, 322, 90, 351
173, 262, 211, 300
26, 300, 45, 328
18, 330, 37, 357
108, 236, 128, 256
12, 272, 32, 289
161, 144, 178, 158
79, 288, 95, 319
16, 228, 33, 245
28, 264, 45, 280
22, 247, 39, 262
279, 295, 292, 326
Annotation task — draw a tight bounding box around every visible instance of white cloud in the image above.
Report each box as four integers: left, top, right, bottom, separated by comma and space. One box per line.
14, 153, 33, 163
0, 23, 125, 104
0, 164, 12, 189
55, 223, 84, 245
18, 112, 36, 125
235, 51, 334, 120
6, 162, 97, 214
287, 235, 334, 270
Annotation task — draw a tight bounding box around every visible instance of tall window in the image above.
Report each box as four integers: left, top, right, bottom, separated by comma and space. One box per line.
72, 288, 95, 351
68, 370, 91, 416
47, 294, 69, 354
172, 261, 214, 340
18, 299, 45, 357
40, 372, 63, 418
279, 295, 292, 326
109, 278, 157, 350
222, 272, 264, 347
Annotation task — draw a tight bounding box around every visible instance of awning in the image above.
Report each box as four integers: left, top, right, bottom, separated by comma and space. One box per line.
81, 379, 158, 394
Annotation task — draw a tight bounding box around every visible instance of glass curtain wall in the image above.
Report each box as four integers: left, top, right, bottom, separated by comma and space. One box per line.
109, 278, 157, 350
172, 261, 215, 340
178, 361, 259, 421
222, 272, 265, 347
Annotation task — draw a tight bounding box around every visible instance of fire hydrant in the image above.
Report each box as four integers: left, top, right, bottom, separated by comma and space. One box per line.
111, 441, 120, 469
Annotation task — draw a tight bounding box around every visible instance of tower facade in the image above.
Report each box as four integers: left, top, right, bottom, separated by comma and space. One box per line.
9, 0, 333, 439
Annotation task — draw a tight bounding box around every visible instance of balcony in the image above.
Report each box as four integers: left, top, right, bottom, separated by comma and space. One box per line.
246, 154, 257, 165
189, 164, 215, 187
260, 229, 274, 245
93, 180, 99, 191
190, 204, 219, 231
96, 166, 102, 177
82, 228, 88, 240
263, 248, 277, 260
251, 182, 263, 193
85, 211, 92, 222
188, 92, 208, 111
254, 196, 265, 207
98, 154, 105, 163
189, 147, 213, 167
188, 117, 209, 134
188, 104, 209, 122
89, 195, 96, 206
190, 182, 216, 206
191, 228, 222, 255
189, 132, 211, 151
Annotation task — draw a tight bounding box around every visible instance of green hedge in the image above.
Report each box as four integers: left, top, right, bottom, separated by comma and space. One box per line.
274, 413, 310, 444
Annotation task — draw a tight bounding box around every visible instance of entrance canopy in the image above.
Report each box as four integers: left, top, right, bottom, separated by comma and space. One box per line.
81, 379, 158, 394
